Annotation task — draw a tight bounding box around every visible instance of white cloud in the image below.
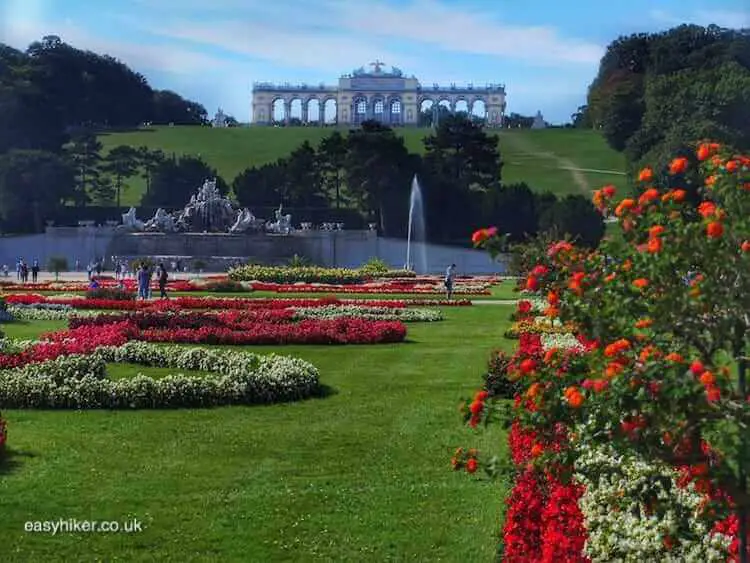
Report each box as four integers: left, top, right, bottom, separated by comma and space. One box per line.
328, 0, 603, 65
650, 8, 750, 28
0, 16, 232, 75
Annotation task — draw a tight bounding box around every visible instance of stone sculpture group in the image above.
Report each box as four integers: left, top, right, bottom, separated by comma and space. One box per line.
120, 179, 292, 235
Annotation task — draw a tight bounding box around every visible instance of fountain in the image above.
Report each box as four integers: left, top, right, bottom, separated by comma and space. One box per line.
405, 174, 428, 273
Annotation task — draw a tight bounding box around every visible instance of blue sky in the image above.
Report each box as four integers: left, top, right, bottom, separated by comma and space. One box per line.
1, 0, 748, 124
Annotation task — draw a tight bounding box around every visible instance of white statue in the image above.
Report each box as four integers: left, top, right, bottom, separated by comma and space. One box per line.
144, 208, 177, 232
120, 207, 145, 231
229, 208, 258, 233
266, 203, 293, 234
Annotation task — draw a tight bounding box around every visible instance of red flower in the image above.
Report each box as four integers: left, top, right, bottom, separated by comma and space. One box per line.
690, 360, 705, 375
466, 458, 478, 473
475, 390, 489, 401
669, 157, 688, 175
520, 358, 537, 374
517, 300, 532, 314
469, 400, 484, 415
698, 201, 717, 218
526, 276, 540, 291
706, 221, 723, 239
632, 278, 649, 289
531, 265, 550, 277
638, 167, 654, 182
601, 185, 616, 198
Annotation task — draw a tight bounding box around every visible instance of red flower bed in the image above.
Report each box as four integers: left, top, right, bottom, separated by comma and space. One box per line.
0, 323, 131, 369
138, 318, 406, 345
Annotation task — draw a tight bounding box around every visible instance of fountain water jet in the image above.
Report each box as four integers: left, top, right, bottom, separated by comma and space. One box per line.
405, 175, 428, 273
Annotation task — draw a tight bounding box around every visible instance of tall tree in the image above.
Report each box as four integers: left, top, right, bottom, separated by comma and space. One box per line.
0, 150, 76, 232
137, 146, 165, 198
152, 90, 208, 125
318, 131, 348, 209
538, 194, 604, 248
233, 162, 286, 208
65, 130, 103, 205
422, 113, 502, 193
101, 145, 140, 208
344, 120, 416, 234
283, 141, 326, 208
143, 155, 227, 208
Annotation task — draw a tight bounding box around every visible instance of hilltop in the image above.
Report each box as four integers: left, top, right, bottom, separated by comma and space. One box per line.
98, 126, 627, 206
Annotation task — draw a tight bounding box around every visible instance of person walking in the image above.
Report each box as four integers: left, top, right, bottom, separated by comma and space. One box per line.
137, 264, 150, 301
157, 262, 169, 299
444, 263, 457, 301
16, 258, 22, 281
20, 260, 28, 283
31, 260, 39, 283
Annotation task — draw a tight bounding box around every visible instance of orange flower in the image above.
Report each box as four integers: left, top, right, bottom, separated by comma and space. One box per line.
672, 189, 687, 202
635, 318, 653, 329
544, 306, 559, 318
543, 348, 559, 364
547, 291, 560, 306
567, 391, 584, 408
605, 273, 616, 283
638, 188, 660, 206
592, 190, 603, 209
742, 241, 750, 253
615, 198, 636, 217
527, 382, 542, 398
697, 142, 720, 161
640, 346, 661, 363
726, 160, 738, 173
669, 157, 689, 175
622, 259, 632, 272
700, 371, 716, 386
665, 352, 684, 363
647, 238, 662, 253
638, 167, 654, 182
698, 201, 716, 218
705, 175, 717, 187
706, 221, 723, 239
471, 228, 489, 245
605, 362, 625, 379
633, 278, 649, 289
530, 443, 544, 458
649, 225, 665, 238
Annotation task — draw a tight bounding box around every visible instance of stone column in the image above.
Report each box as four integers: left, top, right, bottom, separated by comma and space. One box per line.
319, 102, 325, 125
284, 101, 291, 124
301, 101, 308, 124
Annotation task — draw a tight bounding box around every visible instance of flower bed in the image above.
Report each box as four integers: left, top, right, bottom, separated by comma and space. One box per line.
249, 280, 491, 295
0, 341, 320, 409
228, 264, 366, 284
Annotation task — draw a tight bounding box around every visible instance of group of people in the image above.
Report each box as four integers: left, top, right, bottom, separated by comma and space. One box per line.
136, 262, 169, 301
14, 259, 40, 283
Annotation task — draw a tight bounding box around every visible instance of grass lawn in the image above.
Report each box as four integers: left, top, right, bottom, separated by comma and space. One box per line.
99, 126, 627, 206
0, 305, 514, 562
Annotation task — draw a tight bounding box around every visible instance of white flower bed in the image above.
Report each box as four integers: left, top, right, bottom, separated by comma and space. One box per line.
575, 444, 731, 562
293, 305, 443, 322
0, 341, 320, 409
7, 304, 97, 321
540, 332, 584, 352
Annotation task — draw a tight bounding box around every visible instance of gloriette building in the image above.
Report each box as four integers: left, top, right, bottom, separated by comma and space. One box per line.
251, 61, 507, 127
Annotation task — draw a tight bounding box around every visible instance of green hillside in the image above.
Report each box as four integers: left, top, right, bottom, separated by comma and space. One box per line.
99, 126, 627, 206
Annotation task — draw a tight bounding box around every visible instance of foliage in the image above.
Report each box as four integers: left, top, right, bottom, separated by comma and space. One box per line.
538, 194, 605, 248
587, 25, 750, 163
483, 349, 519, 398
101, 145, 140, 207
0, 150, 77, 232
151, 90, 207, 125
359, 257, 390, 275
287, 254, 311, 268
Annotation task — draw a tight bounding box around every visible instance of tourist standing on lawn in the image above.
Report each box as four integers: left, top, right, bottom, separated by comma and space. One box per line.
444, 263, 457, 301
31, 260, 39, 283
137, 264, 150, 300
157, 262, 169, 299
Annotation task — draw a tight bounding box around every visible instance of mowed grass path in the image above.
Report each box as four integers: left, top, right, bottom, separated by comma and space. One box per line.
100, 126, 626, 206
0, 306, 513, 562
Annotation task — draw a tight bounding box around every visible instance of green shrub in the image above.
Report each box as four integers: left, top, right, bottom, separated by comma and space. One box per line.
228, 264, 365, 284
483, 350, 519, 398
47, 256, 68, 281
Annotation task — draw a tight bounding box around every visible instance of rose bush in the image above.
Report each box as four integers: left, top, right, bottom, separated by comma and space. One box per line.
460, 143, 750, 560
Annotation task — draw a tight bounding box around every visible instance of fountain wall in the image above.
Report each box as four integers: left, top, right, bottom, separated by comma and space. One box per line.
0, 227, 506, 274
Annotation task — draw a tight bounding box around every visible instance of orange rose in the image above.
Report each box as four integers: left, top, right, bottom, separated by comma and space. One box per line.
665, 352, 684, 363
699, 371, 716, 386
615, 198, 636, 217
669, 157, 689, 175
647, 238, 662, 254
633, 278, 649, 289
705, 175, 717, 187
531, 443, 544, 457
567, 391, 584, 408
638, 167, 654, 182
706, 221, 723, 239
697, 142, 720, 161
698, 201, 716, 218
635, 318, 653, 329
742, 241, 750, 253
649, 225, 665, 238
672, 189, 687, 202
726, 160, 738, 173
638, 188, 660, 206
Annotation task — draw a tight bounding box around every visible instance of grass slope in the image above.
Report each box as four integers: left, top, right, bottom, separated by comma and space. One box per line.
99, 126, 626, 206
0, 305, 512, 562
